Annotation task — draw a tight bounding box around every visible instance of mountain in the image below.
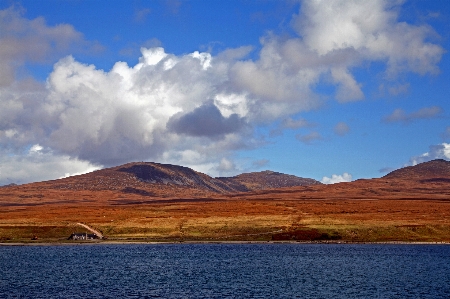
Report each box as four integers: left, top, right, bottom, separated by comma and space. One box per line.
6, 162, 321, 199
2, 159, 449, 207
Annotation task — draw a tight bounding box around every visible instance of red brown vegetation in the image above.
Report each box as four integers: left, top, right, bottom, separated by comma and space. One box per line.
0, 160, 449, 243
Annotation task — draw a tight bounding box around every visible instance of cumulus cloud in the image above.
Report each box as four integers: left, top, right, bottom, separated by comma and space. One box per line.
0, 1, 445, 183
37, 48, 262, 168
334, 122, 350, 136
294, 0, 443, 76
383, 106, 443, 123
321, 172, 353, 184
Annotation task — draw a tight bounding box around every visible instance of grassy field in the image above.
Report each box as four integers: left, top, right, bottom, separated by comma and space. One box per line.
1, 199, 449, 243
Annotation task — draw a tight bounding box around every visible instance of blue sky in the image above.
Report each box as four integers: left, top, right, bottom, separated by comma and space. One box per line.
1, 0, 450, 185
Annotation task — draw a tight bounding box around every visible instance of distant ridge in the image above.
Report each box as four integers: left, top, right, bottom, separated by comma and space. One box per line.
2, 159, 450, 207
116, 163, 322, 193
383, 159, 450, 181
217, 170, 322, 192
25, 161, 322, 196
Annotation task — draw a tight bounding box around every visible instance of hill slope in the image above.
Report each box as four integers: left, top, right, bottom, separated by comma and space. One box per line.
2, 159, 450, 207
383, 159, 450, 182
217, 170, 322, 192
0, 162, 322, 201
1, 159, 450, 243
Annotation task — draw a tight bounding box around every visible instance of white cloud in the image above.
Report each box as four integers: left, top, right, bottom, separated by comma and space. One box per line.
0, 146, 100, 185
331, 67, 364, 102
40, 50, 260, 167
294, 0, 443, 76
321, 172, 353, 184
0, 6, 100, 86
0, 2, 445, 183
29, 144, 43, 153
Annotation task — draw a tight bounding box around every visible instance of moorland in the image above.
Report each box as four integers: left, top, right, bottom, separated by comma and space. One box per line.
1, 159, 449, 243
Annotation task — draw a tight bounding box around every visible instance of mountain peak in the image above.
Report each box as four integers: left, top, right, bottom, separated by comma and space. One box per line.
37, 161, 321, 196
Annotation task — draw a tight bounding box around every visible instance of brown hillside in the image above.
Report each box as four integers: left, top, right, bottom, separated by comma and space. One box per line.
1, 159, 450, 243
217, 170, 322, 191
233, 159, 450, 201
383, 159, 450, 182
0, 162, 321, 206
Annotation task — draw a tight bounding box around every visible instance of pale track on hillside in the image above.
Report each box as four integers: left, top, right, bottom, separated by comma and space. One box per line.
75, 222, 104, 239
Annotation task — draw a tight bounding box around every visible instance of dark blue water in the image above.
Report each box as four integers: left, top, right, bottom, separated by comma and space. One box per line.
1, 244, 449, 298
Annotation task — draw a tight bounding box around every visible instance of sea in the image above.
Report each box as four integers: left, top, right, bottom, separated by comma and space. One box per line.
0, 243, 449, 298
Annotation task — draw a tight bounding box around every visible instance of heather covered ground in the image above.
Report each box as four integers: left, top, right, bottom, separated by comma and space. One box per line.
1, 160, 450, 243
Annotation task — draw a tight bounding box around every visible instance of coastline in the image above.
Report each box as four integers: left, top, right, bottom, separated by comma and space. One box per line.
1, 240, 449, 246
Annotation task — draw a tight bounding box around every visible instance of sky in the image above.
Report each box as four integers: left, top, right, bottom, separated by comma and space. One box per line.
1, 0, 450, 185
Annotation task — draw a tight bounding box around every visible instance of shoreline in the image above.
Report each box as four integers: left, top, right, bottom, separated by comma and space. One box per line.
1, 240, 449, 246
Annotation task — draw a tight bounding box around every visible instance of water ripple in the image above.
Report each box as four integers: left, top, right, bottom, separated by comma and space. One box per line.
0, 244, 449, 298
